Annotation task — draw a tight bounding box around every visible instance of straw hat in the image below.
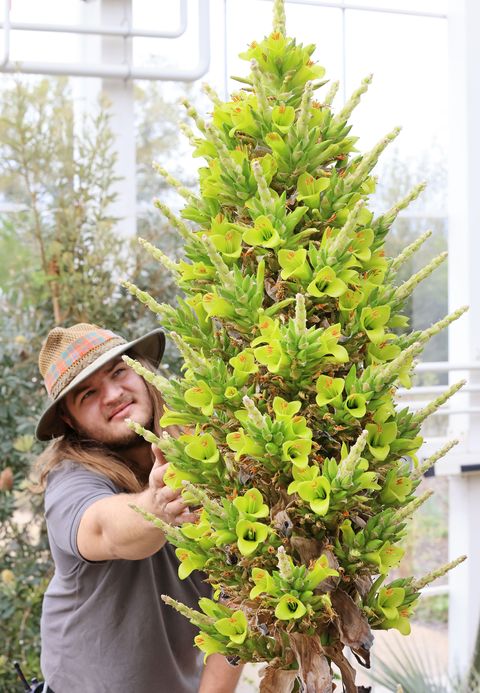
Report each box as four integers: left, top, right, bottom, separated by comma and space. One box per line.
36, 323, 165, 441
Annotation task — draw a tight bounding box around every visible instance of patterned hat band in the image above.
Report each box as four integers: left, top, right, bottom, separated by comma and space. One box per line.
40, 325, 127, 401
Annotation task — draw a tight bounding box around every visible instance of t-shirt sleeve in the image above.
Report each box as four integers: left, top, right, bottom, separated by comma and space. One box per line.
45, 462, 118, 561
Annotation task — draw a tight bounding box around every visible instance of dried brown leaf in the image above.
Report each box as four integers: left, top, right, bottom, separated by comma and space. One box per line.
324, 643, 357, 693
259, 665, 298, 693
290, 535, 323, 565
290, 632, 333, 693
331, 589, 374, 652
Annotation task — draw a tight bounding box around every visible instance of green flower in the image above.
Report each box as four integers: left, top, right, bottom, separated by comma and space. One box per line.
272, 103, 295, 133
214, 610, 248, 645
296, 477, 331, 516
184, 380, 216, 416
249, 567, 276, 599
281, 438, 312, 469
284, 415, 313, 441
275, 594, 307, 620
344, 392, 369, 419
360, 305, 391, 344
202, 292, 236, 320
377, 586, 406, 621
315, 374, 345, 408
365, 541, 404, 574
229, 99, 261, 137
210, 228, 243, 261
178, 260, 215, 282
163, 463, 199, 490
254, 340, 291, 374
272, 396, 302, 421
184, 433, 220, 466
226, 429, 264, 461
233, 488, 269, 519
318, 324, 349, 363
277, 248, 312, 282
366, 422, 397, 461
297, 172, 330, 209
251, 314, 282, 346
198, 597, 232, 620
229, 349, 259, 385
348, 227, 374, 263
368, 340, 401, 364
175, 548, 207, 579
265, 131, 290, 161
194, 632, 227, 662
243, 215, 283, 248
307, 266, 348, 298
185, 294, 209, 327
287, 464, 319, 495
380, 469, 413, 504
339, 289, 364, 313
235, 519, 269, 556
159, 407, 196, 427
304, 555, 339, 591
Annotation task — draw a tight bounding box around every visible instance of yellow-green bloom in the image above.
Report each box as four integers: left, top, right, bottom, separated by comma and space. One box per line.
251, 314, 282, 346
339, 289, 364, 313
344, 392, 369, 419
233, 488, 269, 519
235, 519, 269, 556
315, 374, 345, 407
243, 215, 282, 249
210, 228, 243, 261
281, 438, 312, 469
178, 260, 215, 282
272, 103, 295, 133
360, 305, 391, 344
185, 381, 216, 416
175, 548, 207, 579
214, 610, 248, 644
304, 555, 339, 591
287, 464, 319, 495
297, 172, 330, 209
159, 407, 196, 427
163, 463, 199, 490
184, 433, 220, 466
249, 567, 276, 599
229, 349, 259, 386
272, 396, 302, 421
307, 266, 348, 298
296, 477, 331, 516
194, 632, 227, 662
380, 470, 413, 504
377, 586, 406, 621
365, 541, 404, 574
366, 421, 397, 461
203, 292, 235, 320
226, 429, 264, 461
277, 248, 312, 282
275, 594, 307, 620
254, 340, 291, 374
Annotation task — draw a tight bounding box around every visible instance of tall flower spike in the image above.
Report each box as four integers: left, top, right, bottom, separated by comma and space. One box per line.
130, 505, 184, 543
393, 490, 434, 523
375, 181, 427, 231
202, 82, 222, 107
416, 306, 469, 348
371, 342, 422, 392
412, 439, 459, 480
181, 97, 207, 134
251, 60, 270, 115
204, 122, 247, 185
296, 81, 314, 140
339, 430, 368, 480
412, 380, 466, 425
153, 199, 202, 247
123, 280, 165, 316
169, 332, 207, 371
252, 159, 276, 212
327, 199, 365, 262
411, 555, 466, 591
345, 126, 401, 189
201, 234, 236, 291
125, 419, 162, 447
162, 595, 215, 631
243, 395, 266, 429
181, 482, 228, 520
273, 0, 286, 34
123, 354, 172, 395
394, 251, 447, 303
179, 122, 197, 147
138, 237, 179, 276
277, 547, 294, 581
152, 162, 197, 202
323, 80, 339, 108
336, 73, 373, 123
294, 293, 307, 337
389, 230, 432, 274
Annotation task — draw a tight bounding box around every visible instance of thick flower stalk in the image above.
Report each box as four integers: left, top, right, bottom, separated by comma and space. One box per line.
125, 1, 465, 690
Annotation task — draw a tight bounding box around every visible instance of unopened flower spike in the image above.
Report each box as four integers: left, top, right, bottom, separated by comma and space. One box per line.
394, 251, 447, 303
336, 73, 373, 123
389, 230, 432, 273
346, 126, 401, 189
152, 162, 197, 202
138, 237, 179, 275
413, 379, 466, 425
412, 439, 459, 480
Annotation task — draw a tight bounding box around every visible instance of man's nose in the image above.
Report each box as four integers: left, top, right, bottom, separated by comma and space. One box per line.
101, 379, 124, 404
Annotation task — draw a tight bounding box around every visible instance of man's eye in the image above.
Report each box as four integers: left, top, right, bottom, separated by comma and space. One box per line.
113, 367, 126, 377
81, 390, 94, 403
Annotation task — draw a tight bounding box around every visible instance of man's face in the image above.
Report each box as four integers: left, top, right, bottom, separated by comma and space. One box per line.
63, 356, 153, 447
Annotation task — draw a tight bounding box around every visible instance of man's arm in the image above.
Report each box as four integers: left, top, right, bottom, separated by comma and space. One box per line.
77, 448, 196, 561
199, 654, 244, 693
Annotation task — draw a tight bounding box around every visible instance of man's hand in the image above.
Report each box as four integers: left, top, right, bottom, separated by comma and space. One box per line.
147, 445, 197, 525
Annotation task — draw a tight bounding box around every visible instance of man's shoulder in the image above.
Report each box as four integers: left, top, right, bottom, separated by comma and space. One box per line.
46, 459, 119, 494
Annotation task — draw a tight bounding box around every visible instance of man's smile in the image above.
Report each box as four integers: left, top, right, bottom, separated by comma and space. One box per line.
108, 401, 134, 421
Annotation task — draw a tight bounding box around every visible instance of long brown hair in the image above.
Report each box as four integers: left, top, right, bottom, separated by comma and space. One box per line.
34, 356, 166, 493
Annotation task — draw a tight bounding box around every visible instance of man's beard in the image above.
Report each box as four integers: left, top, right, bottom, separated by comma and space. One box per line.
107, 421, 154, 451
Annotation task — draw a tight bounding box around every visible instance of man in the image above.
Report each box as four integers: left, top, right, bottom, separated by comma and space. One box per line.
35, 323, 243, 693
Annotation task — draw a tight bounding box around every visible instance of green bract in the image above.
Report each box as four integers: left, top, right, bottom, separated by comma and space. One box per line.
127, 1, 465, 687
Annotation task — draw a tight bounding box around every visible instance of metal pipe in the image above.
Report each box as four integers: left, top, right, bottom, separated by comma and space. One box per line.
259, 0, 447, 20
0, 0, 187, 39
415, 361, 480, 372
0, 0, 210, 82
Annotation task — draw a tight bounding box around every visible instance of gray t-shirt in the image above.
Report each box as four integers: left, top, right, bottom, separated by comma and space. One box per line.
41, 460, 211, 693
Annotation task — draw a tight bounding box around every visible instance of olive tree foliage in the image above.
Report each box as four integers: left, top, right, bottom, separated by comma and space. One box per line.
0, 76, 190, 687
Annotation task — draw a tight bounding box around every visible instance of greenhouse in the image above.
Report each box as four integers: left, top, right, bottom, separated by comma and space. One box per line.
0, 1, 478, 692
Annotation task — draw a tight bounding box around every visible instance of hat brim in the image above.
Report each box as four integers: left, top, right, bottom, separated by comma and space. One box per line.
35, 328, 165, 441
